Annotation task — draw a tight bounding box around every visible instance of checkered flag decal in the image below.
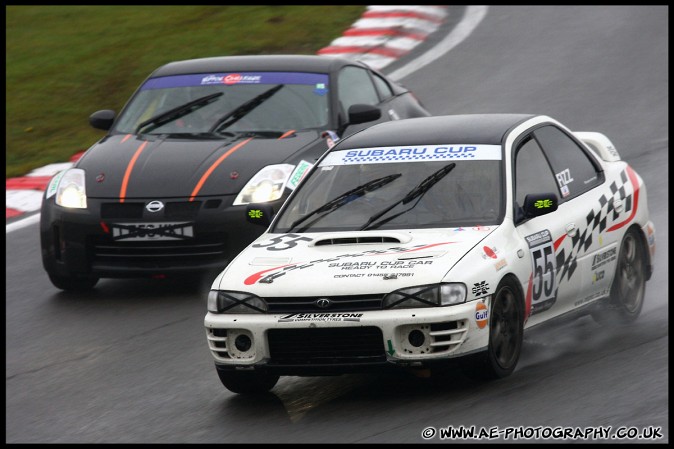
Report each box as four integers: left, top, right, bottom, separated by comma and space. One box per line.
555, 168, 634, 284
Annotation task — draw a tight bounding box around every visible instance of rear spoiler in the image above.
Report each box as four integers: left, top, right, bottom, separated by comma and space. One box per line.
574, 132, 621, 162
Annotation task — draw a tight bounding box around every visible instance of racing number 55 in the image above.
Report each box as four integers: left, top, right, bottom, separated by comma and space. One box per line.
532, 244, 556, 301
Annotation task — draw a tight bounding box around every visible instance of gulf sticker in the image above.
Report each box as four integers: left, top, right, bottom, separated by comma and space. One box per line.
475, 301, 489, 329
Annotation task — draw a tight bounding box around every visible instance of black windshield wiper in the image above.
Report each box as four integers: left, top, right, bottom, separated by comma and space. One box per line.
286, 173, 402, 233
360, 162, 456, 230
135, 92, 223, 134
209, 84, 284, 134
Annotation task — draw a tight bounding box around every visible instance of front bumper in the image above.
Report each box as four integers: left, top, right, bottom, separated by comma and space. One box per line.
204, 300, 491, 375
40, 194, 285, 278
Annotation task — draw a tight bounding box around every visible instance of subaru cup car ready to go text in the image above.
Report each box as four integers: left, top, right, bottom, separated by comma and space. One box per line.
40, 55, 430, 291
204, 114, 655, 395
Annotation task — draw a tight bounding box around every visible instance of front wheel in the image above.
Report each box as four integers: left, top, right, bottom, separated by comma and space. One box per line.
592, 227, 646, 325
465, 278, 524, 380
216, 368, 279, 395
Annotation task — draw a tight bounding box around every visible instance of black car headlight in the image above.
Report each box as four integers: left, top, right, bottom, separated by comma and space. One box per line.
51, 168, 87, 209
207, 290, 268, 313
383, 283, 467, 309
233, 164, 295, 205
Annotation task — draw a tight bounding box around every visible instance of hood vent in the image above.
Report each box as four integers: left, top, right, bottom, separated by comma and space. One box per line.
314, 236, 401, 246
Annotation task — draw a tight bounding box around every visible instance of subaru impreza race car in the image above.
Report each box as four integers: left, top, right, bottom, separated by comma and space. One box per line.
204, 114, 655, 394
40, 55, 430, 291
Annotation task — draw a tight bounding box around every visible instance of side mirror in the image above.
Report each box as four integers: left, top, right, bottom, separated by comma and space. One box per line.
246, 204, 275, 227
347, 104, 382, 125
523, 193, 559, 219
89, 110, 116, 131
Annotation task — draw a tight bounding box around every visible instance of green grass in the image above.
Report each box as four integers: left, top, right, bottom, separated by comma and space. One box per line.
5, 5, 366, 178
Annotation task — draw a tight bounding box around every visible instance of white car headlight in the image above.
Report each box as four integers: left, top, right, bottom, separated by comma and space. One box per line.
208, 290, 268, 313
233, 164, 295, 205
55, 168, 87, 209
383, 283, 467, 309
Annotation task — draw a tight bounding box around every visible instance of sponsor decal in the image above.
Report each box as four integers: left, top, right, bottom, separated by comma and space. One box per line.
592, 270, 605, 284
555, 168, 574, 187
482, 246, 499, 259
322, 130, 340, 149
574, 289, 610, 307
591, 247, 617, 270
533, 198, 554, 209
319, 145, 502, 166
472, 281, 489, 297
248, 209, 264, 220
475, 302, 489, 329
141, 72, 329, 90
494, 258, 507, 271
560, 185, 570, 198
96, 173, 105, 183
278, 313, 363, 323
287, 160, 313, 191
244, 242, 455, 285
329, 259, 433, 270
313, 83, 328, 96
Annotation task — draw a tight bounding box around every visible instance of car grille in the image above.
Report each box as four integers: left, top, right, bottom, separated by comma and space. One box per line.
267, 327, 386, 365
89, 233, 228, 269
263, 294, 385, 313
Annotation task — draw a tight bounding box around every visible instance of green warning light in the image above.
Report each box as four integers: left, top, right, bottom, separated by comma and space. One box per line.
248, 209, 263, 219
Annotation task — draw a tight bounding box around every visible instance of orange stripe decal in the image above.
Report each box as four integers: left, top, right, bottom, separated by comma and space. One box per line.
119, 141, 148, 203
278, 130, 296, 140
121, 134, 132, 143
189, 137, 253, 201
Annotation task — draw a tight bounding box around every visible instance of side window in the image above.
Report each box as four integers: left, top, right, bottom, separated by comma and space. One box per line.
337, 66, 380, 114
372, 73, 394, 101
533, 125, 602, 200
515, 136, 559, 209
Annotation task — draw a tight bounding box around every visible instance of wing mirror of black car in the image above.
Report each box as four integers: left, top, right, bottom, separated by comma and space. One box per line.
246, 204, 275, 227
348, 104, 382, 125
89, 110, 116, 131
523, 193, 559, 219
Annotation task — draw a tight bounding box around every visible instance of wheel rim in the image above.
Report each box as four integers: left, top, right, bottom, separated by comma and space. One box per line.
490, 287, 520, 368
617, 232, 645, 313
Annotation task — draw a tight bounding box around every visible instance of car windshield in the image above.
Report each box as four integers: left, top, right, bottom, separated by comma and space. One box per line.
113, 72, 330, 136
273, 144, 504, 232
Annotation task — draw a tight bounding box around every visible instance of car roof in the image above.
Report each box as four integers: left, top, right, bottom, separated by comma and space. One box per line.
337, 114, 537, 147
150, 54, 363, 77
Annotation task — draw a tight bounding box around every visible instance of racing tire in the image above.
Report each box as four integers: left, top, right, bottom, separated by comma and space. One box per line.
48, 273, 99, 291
216, 369, 279, 395
466, 278, 524, 380
591, 227, 646, 326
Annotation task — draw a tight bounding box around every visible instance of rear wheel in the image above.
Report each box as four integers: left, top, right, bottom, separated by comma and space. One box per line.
216, 369, 279, 395
592, 228, 646, 325
48, 273, 99, 291
465, 278, 524, 380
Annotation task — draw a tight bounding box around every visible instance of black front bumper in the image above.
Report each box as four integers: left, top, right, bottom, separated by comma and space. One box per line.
40, 195, 283, 279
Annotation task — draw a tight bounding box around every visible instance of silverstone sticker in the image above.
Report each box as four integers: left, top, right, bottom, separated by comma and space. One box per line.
525, 229, 557, 306
319, 145, 502, 166
278, 313, 363, 323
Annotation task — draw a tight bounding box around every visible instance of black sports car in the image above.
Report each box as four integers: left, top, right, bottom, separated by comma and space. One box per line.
40, 54, 431, 290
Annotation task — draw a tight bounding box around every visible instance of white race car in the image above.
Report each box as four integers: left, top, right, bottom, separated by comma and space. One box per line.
204, 114, 655, 395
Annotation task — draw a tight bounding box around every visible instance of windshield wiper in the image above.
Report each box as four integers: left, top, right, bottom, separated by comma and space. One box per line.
135, 92, 223, 134
286, 173, 402, 233
209, 84, 284, 134
360, 162, 456, 231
